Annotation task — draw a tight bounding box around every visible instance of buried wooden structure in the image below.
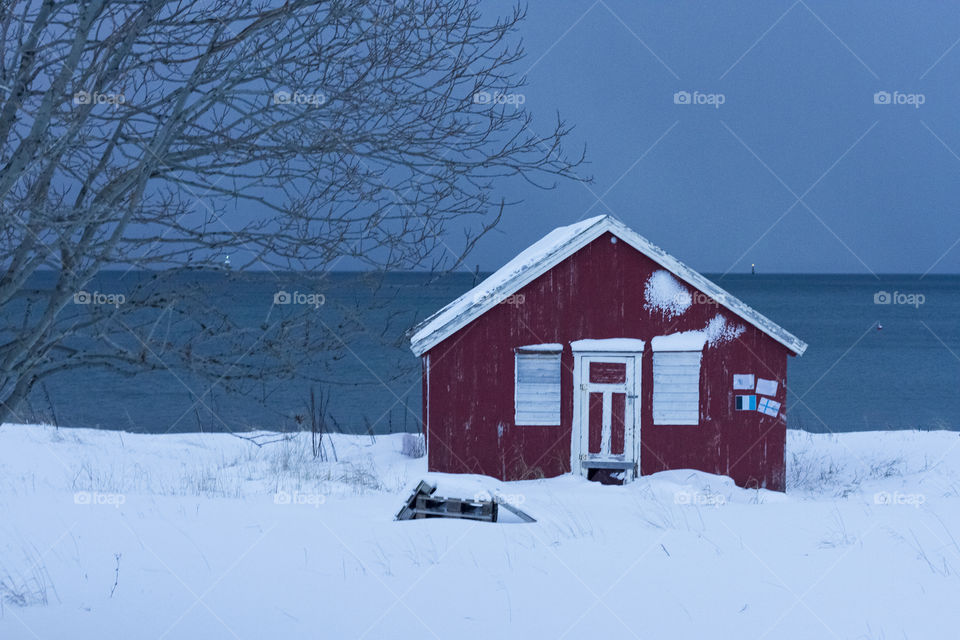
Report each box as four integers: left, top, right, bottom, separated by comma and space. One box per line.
408, 215, 808, 491
395, 481, 535, 523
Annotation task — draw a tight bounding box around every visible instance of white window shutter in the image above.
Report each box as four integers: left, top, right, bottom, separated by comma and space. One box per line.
515, 352, 561, 425
652, 351, 701, 425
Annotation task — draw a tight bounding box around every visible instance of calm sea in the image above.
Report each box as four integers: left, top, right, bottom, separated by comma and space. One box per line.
12, 272, 959, 434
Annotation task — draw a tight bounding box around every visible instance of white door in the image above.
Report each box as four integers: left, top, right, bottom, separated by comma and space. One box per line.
573, 354, 640, 480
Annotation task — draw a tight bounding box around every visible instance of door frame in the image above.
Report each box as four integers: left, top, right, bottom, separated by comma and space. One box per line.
570, 341, 643, 481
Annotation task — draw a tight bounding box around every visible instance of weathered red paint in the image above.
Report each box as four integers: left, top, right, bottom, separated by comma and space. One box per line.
421, 231, 793, 490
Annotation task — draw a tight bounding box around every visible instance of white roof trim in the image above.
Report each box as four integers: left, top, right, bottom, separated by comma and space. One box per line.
409, 215, 808, 357
570, 338, 646, 352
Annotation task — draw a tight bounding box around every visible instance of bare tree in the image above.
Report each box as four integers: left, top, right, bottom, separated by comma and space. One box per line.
0, 0, 585, 425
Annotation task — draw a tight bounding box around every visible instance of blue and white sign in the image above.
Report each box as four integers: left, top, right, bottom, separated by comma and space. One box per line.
758, 397, 781, 417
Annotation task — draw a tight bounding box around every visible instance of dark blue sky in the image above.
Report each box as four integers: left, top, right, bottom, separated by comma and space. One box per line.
467, 0, 960, 274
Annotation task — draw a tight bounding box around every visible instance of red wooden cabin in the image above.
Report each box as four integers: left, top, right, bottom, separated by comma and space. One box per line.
409, 215, 807, 490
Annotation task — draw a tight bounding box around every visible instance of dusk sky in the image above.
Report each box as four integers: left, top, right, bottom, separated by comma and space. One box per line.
466, 1, 960, 274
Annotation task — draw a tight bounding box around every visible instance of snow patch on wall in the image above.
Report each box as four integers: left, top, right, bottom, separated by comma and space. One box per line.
644, 270, 691, 319
705, 314, 745, 346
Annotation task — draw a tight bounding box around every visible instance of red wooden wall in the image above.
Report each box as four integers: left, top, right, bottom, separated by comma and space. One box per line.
422, 231, 792, 490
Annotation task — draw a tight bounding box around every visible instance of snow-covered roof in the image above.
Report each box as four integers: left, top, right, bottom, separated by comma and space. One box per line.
409, 215, 808, 357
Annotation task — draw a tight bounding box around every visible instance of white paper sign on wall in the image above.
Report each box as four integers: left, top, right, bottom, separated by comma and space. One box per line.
733, 374, 754, 390
758, 397, 781, 417
755, 378, 778, 396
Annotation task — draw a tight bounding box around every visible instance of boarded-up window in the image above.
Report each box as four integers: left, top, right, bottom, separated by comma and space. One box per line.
652, 351, 701, 425
515, 352, 561, 425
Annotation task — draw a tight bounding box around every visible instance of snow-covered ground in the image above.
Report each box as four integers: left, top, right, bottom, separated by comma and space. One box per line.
2, 424, 960, 639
